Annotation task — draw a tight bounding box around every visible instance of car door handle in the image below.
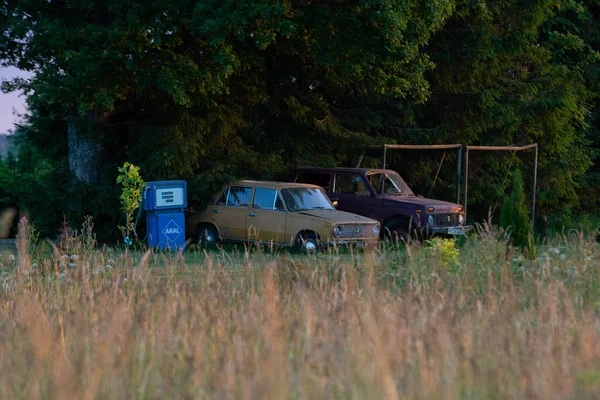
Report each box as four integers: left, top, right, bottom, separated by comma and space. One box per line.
248, 212, 257, 217
212, 209, 220, 214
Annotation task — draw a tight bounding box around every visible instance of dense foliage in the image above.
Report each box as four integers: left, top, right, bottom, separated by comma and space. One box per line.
0, 0, 599, 240
417, 0, 600, 222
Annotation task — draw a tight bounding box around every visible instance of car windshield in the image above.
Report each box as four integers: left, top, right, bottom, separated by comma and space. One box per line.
281, 187, 335, 212
367, 171, 414, 196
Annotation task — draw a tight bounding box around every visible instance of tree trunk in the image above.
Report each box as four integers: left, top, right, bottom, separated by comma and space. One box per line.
68, 109, 103, 184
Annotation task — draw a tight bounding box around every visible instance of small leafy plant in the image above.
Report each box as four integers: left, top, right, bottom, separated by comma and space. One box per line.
116, 162, 145, 242
426, 237, 460, 271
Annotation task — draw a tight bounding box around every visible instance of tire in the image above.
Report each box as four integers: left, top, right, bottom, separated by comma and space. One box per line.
383, 226, 409, 244
195, 224, 220, 247
294, 232, 321, 253
383, 221, 420, 245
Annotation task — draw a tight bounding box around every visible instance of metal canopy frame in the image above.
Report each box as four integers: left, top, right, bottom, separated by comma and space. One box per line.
464, 144, 538, 228
356, 143, 539, 229
356, 144, 463, 204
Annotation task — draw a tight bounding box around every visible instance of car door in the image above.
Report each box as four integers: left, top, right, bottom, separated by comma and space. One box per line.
207, 185, 252, 240
246, 188, 287, 244
331, 172, 374, 217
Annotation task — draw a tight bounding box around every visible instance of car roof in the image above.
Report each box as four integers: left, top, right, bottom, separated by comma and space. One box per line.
231, 180, 322, 189
293, 166, 393, 174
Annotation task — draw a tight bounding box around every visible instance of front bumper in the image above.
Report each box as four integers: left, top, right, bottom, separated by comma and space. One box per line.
427, 225, 472, 236
324, 237, 379, 247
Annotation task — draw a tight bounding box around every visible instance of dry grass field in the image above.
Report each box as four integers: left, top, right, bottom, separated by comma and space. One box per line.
1, 219, 600, 399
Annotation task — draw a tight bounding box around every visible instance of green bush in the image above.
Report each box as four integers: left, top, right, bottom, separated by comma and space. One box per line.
426, 237, 460, 272
116, 162, 145, 242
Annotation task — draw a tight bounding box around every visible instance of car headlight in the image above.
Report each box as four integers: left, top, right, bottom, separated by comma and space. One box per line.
458, 214, 464, 226
428, 215, 435, 226
333, 225, 342, 237
373, 224, 380, 236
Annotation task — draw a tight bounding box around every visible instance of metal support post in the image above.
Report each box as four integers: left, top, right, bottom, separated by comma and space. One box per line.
456, 146, 462, 205
531, 144, 538, 230
355, 151, 365, 168
463, 148, 469, 222
428, 151, 446, 198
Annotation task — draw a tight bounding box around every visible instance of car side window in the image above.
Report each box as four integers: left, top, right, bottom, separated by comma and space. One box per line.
334, 173, 369, 196
227, 186, 252, 207
215, 187, 229, 205
252, 188, 285, 211
296, 172, 331, 191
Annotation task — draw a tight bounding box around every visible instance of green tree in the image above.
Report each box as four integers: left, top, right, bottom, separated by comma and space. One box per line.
0, 155, 16, 211
546, 0, 600, 220
500, 170, 533, 247
1, 0, 453, 177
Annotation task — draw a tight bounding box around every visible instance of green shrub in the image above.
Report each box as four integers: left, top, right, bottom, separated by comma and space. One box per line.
426, 237, 460, 271
116, 162, 145, 241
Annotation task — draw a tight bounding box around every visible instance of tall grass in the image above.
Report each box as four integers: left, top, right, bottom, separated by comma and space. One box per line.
1, 221, 600, 399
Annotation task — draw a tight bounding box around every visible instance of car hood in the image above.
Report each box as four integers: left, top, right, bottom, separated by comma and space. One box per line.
381, 195, 462, 212
296, 210, 378, 225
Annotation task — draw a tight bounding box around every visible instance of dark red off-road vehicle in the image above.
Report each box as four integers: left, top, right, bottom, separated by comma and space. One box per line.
291, 167, 470, 242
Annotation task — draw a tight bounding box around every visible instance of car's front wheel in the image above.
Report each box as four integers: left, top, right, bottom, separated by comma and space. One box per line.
384, 226, 409, 244
196, 224, 220, 247
294, 232, 321, 253
382, 223, 420, 245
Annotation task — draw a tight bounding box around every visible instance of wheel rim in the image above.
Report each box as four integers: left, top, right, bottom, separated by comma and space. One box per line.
199, 229, 216, 244
304, 240, 317, 251
383, 227, 407, 244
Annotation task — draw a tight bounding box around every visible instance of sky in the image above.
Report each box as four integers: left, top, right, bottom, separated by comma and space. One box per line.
0, 67, 31, 134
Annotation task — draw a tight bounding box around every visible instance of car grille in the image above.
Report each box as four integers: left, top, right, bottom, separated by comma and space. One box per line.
341, 224, 370, 238
433, 213, 462, 227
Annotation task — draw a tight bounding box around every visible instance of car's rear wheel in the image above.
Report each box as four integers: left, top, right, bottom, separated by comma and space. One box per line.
196, 224, 220, 247
294, 232, 321, 253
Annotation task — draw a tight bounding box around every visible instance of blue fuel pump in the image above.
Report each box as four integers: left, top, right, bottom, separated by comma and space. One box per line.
142, 180, 187, 250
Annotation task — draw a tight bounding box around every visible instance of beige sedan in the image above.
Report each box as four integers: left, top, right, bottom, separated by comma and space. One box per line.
186, 181, 380, 251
